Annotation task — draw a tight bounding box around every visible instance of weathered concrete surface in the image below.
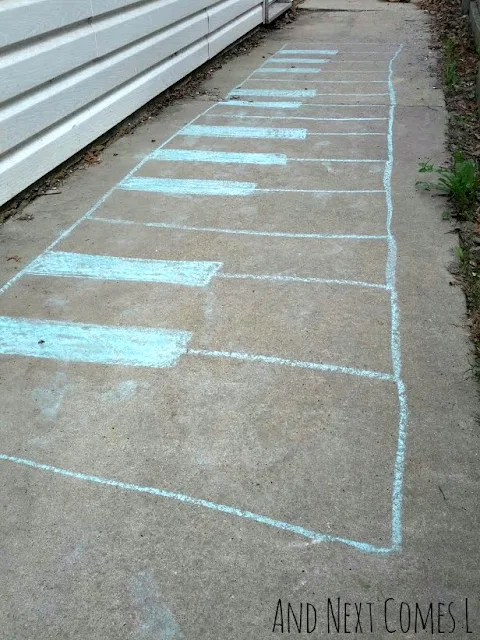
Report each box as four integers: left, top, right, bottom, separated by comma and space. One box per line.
1, 2, 479, 639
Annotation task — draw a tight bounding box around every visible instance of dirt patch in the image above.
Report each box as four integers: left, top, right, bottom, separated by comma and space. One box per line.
419, 0, 480, 356
0, 6, 299, 225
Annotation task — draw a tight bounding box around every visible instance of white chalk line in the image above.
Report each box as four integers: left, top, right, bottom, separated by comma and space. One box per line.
256, 188, 385, 193
219, 272, 388, 289
292, 158, 385, 163
0, 454, 393, 554
384, 45, 408, 551
308, 132, 386, 136
189, 349, 394, 382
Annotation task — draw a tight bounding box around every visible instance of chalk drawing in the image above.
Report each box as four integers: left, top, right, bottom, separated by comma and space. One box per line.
117, 178, 376, 196
0, 317, 191, 368
304, 103, 388, 106
28, 251, 388, 290
257, 189, 385, 194
0, 43, 409, 554
220, 100, 303, 108
219, 273, 387, 289
189, 349, 393, 381
309, 132, 386, 136
313, 71, 389, 74
256, 68, 321, 74
150, 149, 288, 165
252, 81, 389, 86
384, 46, 408, 551
119, 177, 257, 196
280, 50, 338, 55
180, 124, 307, 140
258, 78, 386, 83
229, 88, 316, 98
26, 251, 222, 286
293, 158, 385, 163
272, 58, 330, 63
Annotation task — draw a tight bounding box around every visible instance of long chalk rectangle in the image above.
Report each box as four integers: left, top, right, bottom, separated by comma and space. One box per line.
151, 149, 287, 165
181, 125, 307, 140
26, 252, 222, 287
118, 177, 256, 196
229, 88, 316, 98
0, 317, 191, 368
272, 58, 330, 63
280, 50, 338, 55
220, 100, 303, 109
256, 68, 320, 74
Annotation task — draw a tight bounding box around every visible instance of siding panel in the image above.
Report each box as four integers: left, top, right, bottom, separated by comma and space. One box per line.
1, 14, 209, 154
0, 0, 92, 48
0, 25, 97, 103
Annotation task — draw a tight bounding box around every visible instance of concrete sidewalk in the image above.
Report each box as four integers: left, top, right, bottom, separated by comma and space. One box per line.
1, 2, 479, 638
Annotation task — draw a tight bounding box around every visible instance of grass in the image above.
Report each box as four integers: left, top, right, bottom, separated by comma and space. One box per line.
417, 151, 479, 219
444, 38, 458, 89
454, 243, 480, 358
419, 0, 480, 383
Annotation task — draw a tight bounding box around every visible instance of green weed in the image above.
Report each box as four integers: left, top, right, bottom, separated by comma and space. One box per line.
417, 152, 479, 219
457, 245, 467, 263
444, 38, 458, 89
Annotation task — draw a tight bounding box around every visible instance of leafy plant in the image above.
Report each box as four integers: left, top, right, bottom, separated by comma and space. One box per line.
418, 159, 435, 173
417, 152, 479, 218
457, 245, 467, 264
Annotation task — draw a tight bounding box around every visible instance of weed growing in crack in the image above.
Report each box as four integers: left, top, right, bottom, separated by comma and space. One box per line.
417, 152, 479, 219
444, 38, 458, 89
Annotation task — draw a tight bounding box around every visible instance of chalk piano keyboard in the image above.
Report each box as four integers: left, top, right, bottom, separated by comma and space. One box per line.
0, 43, 407, 554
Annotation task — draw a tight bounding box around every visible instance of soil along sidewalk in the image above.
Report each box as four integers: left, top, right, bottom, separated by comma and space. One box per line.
0, 2, 479, 639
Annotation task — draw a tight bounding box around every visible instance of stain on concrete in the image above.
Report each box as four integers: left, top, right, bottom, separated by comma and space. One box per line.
130, 572, 184, 640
